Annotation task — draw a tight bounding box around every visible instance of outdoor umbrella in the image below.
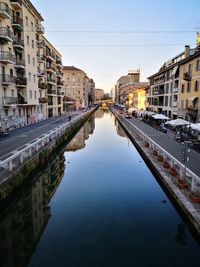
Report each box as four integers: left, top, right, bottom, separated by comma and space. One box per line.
152, 114, 170, 120
165, 118, 190, 126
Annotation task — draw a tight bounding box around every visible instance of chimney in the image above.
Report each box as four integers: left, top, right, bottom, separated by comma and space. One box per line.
184, 45, 190, 58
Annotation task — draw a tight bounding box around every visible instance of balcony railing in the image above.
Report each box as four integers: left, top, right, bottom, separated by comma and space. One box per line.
0, 51, 15, 63
0, 3, 12, 19
10, 0, 22, 9
38, 82, 47, 89
47, 77, 56, 84
37, 39, 45, 47
12, 16, 23, 31
57, 80, 64, 86
13, 37, 24, 47
2, 97, 18, 105
15, 77, 27, 86
1, 74, 16, 84
15, 59, 25, 67
46, 51, 56, 61
56, 71, 63, 77
0, 27, 13, 43
36, 23, 45, 34
47, 89, 56, 95
56, 59, 62, 66
183, 72, 191, 81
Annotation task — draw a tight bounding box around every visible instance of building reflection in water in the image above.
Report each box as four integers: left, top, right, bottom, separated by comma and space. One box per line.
95, 109, 104, 119
0, 117, 96, 267
0, 152, 65, 267
115, 119, 127, 138
66, 116, 95, 152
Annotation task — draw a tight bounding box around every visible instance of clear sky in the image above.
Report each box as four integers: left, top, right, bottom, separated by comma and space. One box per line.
32, 0, 200, 92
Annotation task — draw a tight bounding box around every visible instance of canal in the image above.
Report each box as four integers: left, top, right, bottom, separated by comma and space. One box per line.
0, 110, 200, 267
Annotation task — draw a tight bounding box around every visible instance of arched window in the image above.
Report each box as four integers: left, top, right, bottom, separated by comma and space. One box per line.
194, 80, 199, 92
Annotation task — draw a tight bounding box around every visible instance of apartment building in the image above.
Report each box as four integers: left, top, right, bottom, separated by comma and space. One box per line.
63, 66, 95, 108
115, 70, 140, 104
94, 88, 104, 102
178, 45, 200, 122
0, 0, 45, 126
42, 36, 64, 118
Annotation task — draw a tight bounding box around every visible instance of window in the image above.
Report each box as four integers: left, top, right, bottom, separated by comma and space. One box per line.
26, 16, 28, 27
32, 40, 34, 49
11, 89, 14, 97
181, 84, 185, 93
28, 54, 30, 64
27, 35, 29, 45
194, 80, 199, 92
29, 72, 31, 82
33, 74, 36, 83
31, 22, 34, 32
181, 100, 184, 109
187, 82, 191, 92
33, 57, 35, 66
34, 91, 37, 99
30, 90, 32, 99
196, 59, 200, 71
188, 64, 192, 76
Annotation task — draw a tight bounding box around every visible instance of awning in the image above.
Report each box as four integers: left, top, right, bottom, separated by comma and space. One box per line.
171, 65, 179, 76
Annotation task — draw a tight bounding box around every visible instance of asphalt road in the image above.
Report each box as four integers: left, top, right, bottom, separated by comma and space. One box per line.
0, 111, 81, 159
126, 116, 200, 177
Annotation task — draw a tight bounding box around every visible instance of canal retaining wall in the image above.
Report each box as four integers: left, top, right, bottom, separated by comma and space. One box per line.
111, 108, 200, 236
0, 108, 97, 200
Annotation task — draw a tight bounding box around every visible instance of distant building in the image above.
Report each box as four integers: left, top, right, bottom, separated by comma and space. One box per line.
63, 66, 95, 108
115, 69, 140, 104
94, 88, 104, 102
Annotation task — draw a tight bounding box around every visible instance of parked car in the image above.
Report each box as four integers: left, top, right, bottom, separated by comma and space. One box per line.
125, 113, 132, 119
159, 124, 167, 133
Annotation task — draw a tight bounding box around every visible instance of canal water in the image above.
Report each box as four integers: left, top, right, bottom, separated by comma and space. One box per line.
0, 110, 200, 267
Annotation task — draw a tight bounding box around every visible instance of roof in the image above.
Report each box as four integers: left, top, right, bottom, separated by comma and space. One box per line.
25, 0, 44, 21
179, 49, 200, 65
63, 66, 83, 72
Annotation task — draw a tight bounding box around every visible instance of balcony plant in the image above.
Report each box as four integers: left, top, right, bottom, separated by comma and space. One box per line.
163, 161, 170, 169
144, 142, 149, 148
152, 150, 158, 157
177, 179, 188, 189
169, 167, 178, 177
157, 155, 164, 162
189, 191, 200, 203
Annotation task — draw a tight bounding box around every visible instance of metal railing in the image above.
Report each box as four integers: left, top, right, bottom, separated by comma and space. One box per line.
1, 74, 15, 83
0, 51, 15, 62
0, 27, 13, 40
112, 108, 200, 191
0, 110, 91, 172
2, 97, 18, 105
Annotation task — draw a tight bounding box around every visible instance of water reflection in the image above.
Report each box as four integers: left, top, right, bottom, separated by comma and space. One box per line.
95, 109, 104, 119
0, 117, 95, 267
66, 116, 95, 152
0, 153, 65, 267
115, 119, 127, 138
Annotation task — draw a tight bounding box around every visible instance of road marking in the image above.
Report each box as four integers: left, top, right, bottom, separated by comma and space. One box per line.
20, 134, 28, 138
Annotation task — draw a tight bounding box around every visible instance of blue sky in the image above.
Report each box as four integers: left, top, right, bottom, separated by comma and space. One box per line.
32, 0, 200, 92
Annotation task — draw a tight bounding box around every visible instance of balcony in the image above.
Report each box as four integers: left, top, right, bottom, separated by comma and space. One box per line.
1, 74, 15, 85
56, 59, 63, 68
0, 27, 13, 44
0, 3, 12, 19
46, 66, 56, 74
12, 16, 23, 31
0, 51, 15, 64
38, 82, 47, 89
37, 54, 46, 63
37, 39, 45, 48
56, 71, 63, 78
47, 77, 56, 85
36, 23, 45, 34
183, 72, 191, 81
15, 77, 27, 87
37, 68, 46, 77
47, 89, 57, 95
173, 101, 178, 107
2, 97, 18, 105
15, 59, 25, 69
13, 37, 24, 49
10, 0, 22, 9
39, 97, 48, 104
57, 80, 64, 87
46, 51, 56, 62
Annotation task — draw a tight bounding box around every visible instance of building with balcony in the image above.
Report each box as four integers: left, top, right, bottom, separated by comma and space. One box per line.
147, 47, 191, 119
63, 66, 95, 109
178, 42, 200, 122
115, 69, 140, 104
0, 0, 45, 125
43, 36, 64, 118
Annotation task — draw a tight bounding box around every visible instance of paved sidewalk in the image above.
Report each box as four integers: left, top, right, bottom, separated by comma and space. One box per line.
0, 111, 81, 159
125, 115, 200, 177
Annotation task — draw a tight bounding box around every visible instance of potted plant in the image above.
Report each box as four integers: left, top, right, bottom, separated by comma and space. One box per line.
163, 161, 170, 169
144, 142, 149, 148
189, 191, 200, 203
177, 179, 188, 189
157, 155, 164, 162
169, 167, 178, 177
152, 150, 158, 157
